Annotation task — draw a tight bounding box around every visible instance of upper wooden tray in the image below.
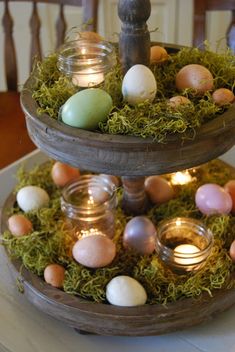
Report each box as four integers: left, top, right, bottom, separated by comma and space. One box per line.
20, 43, 235, 176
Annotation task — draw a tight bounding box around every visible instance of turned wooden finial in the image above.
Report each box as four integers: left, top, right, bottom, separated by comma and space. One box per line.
118, 0, 151, 72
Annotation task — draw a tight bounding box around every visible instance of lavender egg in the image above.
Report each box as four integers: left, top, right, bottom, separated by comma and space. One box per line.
123, 216, 156, 255
195, 183, 232, 215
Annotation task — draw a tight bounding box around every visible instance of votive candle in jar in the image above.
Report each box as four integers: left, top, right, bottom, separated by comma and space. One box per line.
57, 39, 116, 88
155, 217, 213, 274
61, 175, 117, 239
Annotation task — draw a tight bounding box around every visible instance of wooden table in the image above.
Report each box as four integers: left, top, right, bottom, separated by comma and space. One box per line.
0, 92, 36, 169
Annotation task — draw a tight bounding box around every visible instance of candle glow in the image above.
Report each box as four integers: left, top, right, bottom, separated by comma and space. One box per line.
171, 170, 193, 185
174, 244, 200, 266
72, 69, 104, 87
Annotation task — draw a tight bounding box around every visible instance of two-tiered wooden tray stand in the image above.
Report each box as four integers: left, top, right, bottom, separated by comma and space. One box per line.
2, 0, 235, 336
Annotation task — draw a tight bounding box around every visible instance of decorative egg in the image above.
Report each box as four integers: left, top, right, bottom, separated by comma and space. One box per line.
72, 234, 116, 268
16, 186, 50, 212
195, 183, 232, 215
145, 176, 174, 204
224, 180, 235, 214
229, 240, 235, 262
77, 31, 103, 42
44, 264, 65, 288
106, 275, 147, 307
175, 64, 214, 95
61, 88, 112, 129
150, 45, 168, 64
123, 216, 156, 254
51, 161, 80, 187
168, 96, 191, 108
212, 88, 234, 106
99, 174, 120, 187
122, 64, 157, 105
8, 214, 33, 237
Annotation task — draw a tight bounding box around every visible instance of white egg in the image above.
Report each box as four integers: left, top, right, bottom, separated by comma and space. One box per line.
106, 275, 147, 307
16, 185, 50, 212
122, 64, 157, 105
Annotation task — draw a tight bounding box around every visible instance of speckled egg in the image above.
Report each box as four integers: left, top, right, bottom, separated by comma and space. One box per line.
168, 96, 191, 108
106, 275, 147, 307
61, 88, 112, 129
122, 64, 157, 105
123, 216, 156, 254
145, 176, 174, 204
72, 234, 116, 268
176, 64, 214, 95
195, 183, 232, 215
8, 214, 33, 237
16, 185, 50, 212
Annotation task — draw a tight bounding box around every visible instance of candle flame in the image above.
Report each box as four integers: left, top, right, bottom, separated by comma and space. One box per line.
171, 170, 193, 185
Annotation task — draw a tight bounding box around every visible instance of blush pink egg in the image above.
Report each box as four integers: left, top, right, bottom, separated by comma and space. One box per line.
195, 183, 232, 215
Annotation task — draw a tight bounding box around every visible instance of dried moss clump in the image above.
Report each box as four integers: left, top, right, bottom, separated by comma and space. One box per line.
2, 160, 235, 304
31, 45, 235, 141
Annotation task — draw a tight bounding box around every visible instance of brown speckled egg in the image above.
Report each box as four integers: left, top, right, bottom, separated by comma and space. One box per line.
44, 264, 65, 288
123, 216, 156, 255
150, 46, 168, 64
168, 96, 191, 108
8, 214, 33, 237
229, 240, 235, 262
224, 180, 235, 214
145, 176, 174, 204
72, 235, 116, 268
51, 161, 80, 187
176, 64, 214, 95
212, 88, 234, 106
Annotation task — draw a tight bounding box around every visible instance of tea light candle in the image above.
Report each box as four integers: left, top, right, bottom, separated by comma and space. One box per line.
155, 217, 213, 274
174, 244, 200, 265
72, 69, 104, 87
171, 170, 193, 185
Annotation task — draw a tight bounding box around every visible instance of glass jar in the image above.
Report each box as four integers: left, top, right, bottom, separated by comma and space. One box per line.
61, 175, 117, 239
155, 217, 213, 274
57, 39, 116, 88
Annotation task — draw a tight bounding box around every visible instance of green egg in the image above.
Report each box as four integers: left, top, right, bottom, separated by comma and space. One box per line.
61, 88, 113, 130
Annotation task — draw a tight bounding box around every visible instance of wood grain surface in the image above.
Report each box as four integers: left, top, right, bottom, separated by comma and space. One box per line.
0, 92, 36, 169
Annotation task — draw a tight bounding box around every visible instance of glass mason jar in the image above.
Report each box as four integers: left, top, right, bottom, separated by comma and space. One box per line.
57, 39, 116, 88
61, 175, 117, 239
155, 217, 213, 274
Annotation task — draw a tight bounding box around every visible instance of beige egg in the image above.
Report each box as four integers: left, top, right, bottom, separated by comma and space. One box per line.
51, 161, 80, 187
8, 214, 33, 237
212, 88, 234, 106
44, 264, 65, 288
72, 235, 116, 268
77, 31, 103, 42
145, 176, 174, 204
168, 96, 191, 108
150, 45, 168, 64
229, 240, 235, 262
176, 64, 214, 95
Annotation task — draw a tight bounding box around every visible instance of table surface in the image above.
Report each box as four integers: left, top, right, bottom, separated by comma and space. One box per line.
1, 148, 235, 352
0, 92, 36, 170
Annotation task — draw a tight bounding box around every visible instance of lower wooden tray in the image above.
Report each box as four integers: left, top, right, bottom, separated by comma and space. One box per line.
1, 192, 235, 336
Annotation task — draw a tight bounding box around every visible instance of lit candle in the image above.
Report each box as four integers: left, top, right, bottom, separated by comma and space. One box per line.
72, 69, 104, 87
174, 244, 200, 265
171, 170, 193, 185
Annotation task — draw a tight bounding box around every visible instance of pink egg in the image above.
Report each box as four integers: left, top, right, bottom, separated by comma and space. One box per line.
195, 183, 232, 215
123, 216, 156, 254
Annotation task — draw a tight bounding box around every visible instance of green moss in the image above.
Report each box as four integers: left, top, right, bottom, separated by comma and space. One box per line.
2, 160, 235, 304
31, 45, 235, 141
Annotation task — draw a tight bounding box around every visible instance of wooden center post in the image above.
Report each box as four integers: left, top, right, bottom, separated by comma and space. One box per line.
118, 0, 151, 214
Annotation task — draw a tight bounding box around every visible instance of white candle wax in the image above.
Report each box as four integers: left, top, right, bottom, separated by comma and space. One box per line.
171, 170, 193, 185
174, 244, 200, 266
72, 69, 104, 87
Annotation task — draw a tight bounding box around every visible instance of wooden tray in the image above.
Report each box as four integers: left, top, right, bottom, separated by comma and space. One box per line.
20, 43, 235, 177
2, 191, 235, 336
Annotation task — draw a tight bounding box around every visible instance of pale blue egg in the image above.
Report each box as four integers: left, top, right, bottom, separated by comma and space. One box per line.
61, 88, 112, 130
